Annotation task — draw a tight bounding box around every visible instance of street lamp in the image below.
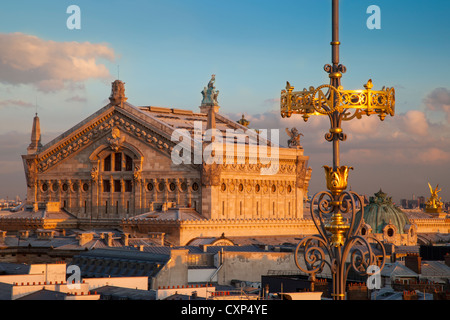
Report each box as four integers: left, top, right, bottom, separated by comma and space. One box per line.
281, 0, 394, 300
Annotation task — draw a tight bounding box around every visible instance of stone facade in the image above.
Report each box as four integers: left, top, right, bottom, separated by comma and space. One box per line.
19, 79, 312, 245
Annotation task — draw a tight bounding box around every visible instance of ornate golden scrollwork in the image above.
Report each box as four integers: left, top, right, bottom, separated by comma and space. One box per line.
323, 165, 353, 196
281, 79, 395, 121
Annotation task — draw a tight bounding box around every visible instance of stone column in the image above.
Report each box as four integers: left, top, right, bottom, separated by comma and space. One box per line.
33, 180, 38, 205
109, 175, 114, 217
141, 178, 147, 215
78, 179, 82, 217
153, 178, 158, 204
90, 178, 96, 220
98, 178, 103, 218
67, 180, 72, 213
57, 179, 62, 210
187, 178, 192, 208
37, 180, 42, 202
130, 178, 137, 217
164, 178, 169, 204
120, 178, 125, 217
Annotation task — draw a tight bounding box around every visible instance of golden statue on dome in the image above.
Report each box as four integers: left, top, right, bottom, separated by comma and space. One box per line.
425, 183, 443, 214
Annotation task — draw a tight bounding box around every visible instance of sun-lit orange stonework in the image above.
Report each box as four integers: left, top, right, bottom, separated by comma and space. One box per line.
16, 78, 314, 245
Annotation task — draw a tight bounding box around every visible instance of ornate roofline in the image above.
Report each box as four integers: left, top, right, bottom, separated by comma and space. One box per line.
32, 103, 184, 173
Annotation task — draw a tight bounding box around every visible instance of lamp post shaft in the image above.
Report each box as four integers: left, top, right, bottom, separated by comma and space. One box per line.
332, 0, 340, 71
330, 0, 342, 171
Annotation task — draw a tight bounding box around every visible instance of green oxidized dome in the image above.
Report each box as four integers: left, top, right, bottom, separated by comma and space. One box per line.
356, 189, 411, 234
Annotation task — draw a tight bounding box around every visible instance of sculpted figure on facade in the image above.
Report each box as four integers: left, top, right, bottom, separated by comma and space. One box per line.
25, 159, 38, 188
107, 127, 125, 152
133, 164, 142, 182
90, 167, 98, 182
286, 127, 303, 148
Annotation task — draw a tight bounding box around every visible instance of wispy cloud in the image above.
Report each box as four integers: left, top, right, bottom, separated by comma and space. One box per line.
0, 99, 34, 109
65, 95, 87, 103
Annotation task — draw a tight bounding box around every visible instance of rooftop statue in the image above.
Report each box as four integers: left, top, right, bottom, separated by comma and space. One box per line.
425, 183, 443, 213
285, 127, 303, 148
201, 74, 219, 106
237, 114, 250, 127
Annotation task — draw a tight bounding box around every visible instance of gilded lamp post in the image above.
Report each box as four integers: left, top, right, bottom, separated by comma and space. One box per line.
281, 0, 394, 300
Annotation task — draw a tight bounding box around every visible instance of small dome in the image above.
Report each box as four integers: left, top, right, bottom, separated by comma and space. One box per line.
356, 189, 410, 234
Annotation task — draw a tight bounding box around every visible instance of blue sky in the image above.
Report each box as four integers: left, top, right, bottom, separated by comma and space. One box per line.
0, 0, 450, 203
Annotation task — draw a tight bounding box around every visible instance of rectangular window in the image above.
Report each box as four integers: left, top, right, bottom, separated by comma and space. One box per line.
103, 180, 111, 193
127, 201, 130, 214
125, 155, 133, 171
125, 180, 132, 192
104, 155, 111, 171
114, 180, 121, 192
105, 201, 108, 213
114, 153, 122, 171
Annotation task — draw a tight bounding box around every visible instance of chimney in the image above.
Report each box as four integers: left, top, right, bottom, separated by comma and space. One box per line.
37, 230, 55, 240
445, 253, 450, 267
19, 230, 30, 239
106, 232, 114, 247
121, 233, 129, 246
405, 253, 422, 274
0, 231, 6, 242
77, 232, 94, 246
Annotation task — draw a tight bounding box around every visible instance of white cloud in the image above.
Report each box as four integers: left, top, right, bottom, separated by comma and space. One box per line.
0, 32, 115, 92
396, 110, 429, 137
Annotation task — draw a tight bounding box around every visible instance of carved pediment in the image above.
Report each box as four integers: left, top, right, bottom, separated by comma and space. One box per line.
35, 109, 180, 173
